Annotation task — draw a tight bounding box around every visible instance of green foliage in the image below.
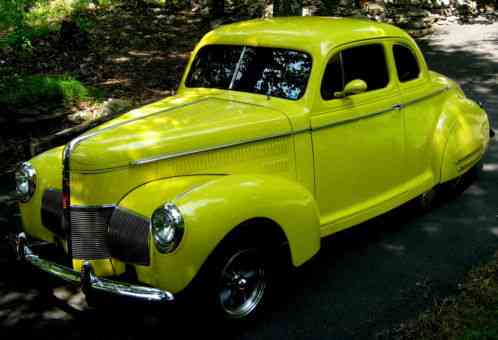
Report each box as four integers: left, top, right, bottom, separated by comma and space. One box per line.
461, 325, 498, 340
0, 75, 102, 109
0, 0, 99, 50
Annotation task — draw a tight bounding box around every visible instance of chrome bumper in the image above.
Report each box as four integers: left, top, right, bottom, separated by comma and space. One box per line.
15, 233, 174, 304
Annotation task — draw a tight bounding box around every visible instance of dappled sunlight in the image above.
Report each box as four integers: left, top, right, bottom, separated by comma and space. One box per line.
98, 78, 130, 86
128, 50, 154, 57
52, 286, 88, 311
0, 281, 79, 324
0, 291, 37, 306
464, 184, 487, 196
112, 56, 131, 63
422, 223, 441, 235
381, 243, 405, 255
483, 163, 498, 172
418, 23, 498, 105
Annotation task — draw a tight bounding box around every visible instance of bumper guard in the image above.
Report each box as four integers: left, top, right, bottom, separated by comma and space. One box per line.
15, 233, 174, 304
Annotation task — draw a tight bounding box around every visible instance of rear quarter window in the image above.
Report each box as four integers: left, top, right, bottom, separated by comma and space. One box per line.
393, 44, 421, 82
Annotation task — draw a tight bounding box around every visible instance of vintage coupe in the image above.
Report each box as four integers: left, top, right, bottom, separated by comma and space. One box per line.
13, 17, 491, 320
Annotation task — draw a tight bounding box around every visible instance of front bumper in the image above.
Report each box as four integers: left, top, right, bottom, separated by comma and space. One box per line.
14, 233, 174, 304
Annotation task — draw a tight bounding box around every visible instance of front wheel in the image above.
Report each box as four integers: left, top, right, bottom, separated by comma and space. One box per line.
187, 232, 277, 322
216, 247, 268, 319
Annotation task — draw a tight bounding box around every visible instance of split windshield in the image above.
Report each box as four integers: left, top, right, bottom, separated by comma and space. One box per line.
186, 45, 312, 101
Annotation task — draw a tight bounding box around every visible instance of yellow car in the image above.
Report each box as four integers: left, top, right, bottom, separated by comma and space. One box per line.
13, 17, 491, 320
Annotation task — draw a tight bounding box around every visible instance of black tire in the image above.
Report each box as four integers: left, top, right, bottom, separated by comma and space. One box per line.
440, 160, 483, 198
416, 186, 439, 213
187, 228, 278, 322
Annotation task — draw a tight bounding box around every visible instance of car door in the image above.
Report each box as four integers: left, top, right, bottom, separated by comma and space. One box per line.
311, 41, 406, 235
390, 41, 444, 190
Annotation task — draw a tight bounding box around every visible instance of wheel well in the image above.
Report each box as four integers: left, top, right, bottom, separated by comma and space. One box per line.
180, 217, 292, 298
217, 218, 291, 263
208, 218, 291, 270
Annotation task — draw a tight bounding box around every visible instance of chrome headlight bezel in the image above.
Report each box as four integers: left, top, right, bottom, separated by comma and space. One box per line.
15, 162, 37, 203
150, 202, 184, 253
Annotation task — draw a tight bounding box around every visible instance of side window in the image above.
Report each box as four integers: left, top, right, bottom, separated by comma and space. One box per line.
321, 44, 389, 100
393, 44, 420, 82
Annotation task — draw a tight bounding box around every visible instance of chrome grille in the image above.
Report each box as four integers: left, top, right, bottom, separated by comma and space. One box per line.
41, 189, 64, 237
108, 207, 150, 265
70, 206, 114, 260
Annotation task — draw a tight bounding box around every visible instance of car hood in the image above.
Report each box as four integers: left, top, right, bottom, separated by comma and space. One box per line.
70, 96, 292, 171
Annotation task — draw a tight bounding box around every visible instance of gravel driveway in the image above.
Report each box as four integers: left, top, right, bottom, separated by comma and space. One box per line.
1, 22, 497, 340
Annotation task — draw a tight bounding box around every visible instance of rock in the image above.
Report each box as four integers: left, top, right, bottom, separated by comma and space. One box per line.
350, 9, 368, 18
406, 27, 435, 37
102, 98, 133, 116
406, 17, 429, 29
187, 18, 203, 24
483, 4, 496, 13
264, 4, 273, 18
200, 6, 210, 17
407, 8, 431, 17
372, 14, 385, 22
394, 14, 410, 25
210, 18, 225, 29
366, 2, 386, 15
303, 6, 313, 16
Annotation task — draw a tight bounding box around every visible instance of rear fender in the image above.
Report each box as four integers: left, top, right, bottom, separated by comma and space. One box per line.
439, 96, 490, 182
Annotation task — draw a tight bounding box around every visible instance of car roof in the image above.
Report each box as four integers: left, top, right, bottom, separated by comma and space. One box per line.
200, 17, 411, 57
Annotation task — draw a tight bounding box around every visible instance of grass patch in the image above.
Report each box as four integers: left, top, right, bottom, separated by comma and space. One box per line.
0, 75, 103, 109
387, 252, 498, 340
0, 0, 99, 50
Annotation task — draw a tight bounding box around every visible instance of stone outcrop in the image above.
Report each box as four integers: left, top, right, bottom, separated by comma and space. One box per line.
301, 0, 496, 37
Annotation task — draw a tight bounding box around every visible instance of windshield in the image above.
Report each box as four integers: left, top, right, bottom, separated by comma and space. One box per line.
186, 45, 312, 100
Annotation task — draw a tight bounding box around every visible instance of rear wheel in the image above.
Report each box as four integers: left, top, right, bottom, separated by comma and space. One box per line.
441, 160, 483, 198
416, 186, 439, 212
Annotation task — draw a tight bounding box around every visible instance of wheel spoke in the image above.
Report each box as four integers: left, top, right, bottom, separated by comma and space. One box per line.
217, 248, 267, 318
219, 287, 233, 305
242, 269, 258, 280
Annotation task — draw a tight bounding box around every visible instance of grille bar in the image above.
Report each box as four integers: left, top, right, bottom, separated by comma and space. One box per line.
40, 192, 150, 264
70, 206, 114, 260
108, 207, 150, 265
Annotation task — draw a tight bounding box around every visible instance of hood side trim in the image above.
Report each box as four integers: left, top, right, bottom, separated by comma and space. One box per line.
62, 97, 211, 257
131, 128, 308, 166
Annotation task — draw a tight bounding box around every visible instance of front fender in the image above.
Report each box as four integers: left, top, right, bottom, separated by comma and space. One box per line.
119, 174, 320, 293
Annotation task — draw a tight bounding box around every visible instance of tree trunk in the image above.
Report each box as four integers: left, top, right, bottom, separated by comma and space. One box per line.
273, 0, 303, 16
210, 0, 224, 17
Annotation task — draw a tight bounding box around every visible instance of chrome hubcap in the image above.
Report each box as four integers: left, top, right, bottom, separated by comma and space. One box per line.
218, 249, 266, 318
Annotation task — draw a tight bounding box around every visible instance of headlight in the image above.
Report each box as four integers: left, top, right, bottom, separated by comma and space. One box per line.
151, 202, 184, 253
15, 162, 36, 203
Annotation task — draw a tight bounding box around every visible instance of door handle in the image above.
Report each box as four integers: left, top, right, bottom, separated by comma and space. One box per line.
392, 104, 403, 110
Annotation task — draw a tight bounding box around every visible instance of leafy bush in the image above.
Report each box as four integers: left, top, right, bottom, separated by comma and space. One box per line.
0, 0, 99, 50
0, 75, 102, 108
